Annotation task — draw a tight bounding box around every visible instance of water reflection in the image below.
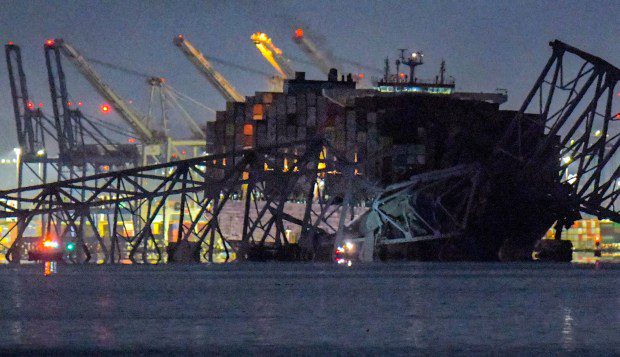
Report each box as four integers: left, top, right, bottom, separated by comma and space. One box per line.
43, 261, 57, 276
561, 306, 575, 351
0, 263, 616, 352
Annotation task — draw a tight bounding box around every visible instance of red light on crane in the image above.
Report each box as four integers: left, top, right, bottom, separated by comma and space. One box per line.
8, 41, 14, 45
128, 138, 136, 143
177, 34, 184, 39
77, 101, 83, 107
359, 73, 365, 79
67, 101, 72, 107
295, 28, 304, 38
27, 101, 34, 109
38, 102, 44, 108
45, 39, 55, 46
100, 104, 111, 113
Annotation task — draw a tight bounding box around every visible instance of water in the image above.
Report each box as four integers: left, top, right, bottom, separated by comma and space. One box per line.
0, 263, 618, 355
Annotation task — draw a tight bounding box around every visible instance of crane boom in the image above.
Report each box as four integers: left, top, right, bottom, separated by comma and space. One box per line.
292, 28, 341, 76
251, 32, 295, 78
50, 39, 156, 143
173, 35, 245, 103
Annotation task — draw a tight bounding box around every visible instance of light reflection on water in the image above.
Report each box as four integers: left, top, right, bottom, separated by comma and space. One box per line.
0, 263, 617, 354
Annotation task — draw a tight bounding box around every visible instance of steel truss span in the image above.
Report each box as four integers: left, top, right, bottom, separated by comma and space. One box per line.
498, 40, 619, 231
0, 139, 366, 264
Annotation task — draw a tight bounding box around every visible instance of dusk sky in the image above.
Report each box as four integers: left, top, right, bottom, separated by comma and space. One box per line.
0, 0, 618, 153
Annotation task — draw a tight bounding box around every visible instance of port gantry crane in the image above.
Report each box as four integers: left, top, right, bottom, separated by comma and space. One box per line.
47, 38, 205, 165
291, 27, 343, 77
251, 32, 295, 79
5, 42, 57, 201
173, 34, 245, 103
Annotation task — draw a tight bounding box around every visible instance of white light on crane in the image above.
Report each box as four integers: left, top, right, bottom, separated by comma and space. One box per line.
36, 149, 45, 156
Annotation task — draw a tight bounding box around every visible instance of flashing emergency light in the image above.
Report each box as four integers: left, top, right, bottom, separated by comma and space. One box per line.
43, 240, 59, 249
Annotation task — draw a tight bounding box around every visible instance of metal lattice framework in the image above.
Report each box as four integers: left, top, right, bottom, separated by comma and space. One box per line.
0, 139, 364, 264
367, 164, 482, 245
339, 164, 482, 261
498, 40, 620, 229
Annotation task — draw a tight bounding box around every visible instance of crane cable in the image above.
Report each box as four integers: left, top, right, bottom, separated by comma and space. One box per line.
165, 84, 217, 114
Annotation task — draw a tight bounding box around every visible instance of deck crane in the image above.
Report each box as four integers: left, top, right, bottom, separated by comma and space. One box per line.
47, 39, 205, 163
251, 32, 295, 79
173, 35, 245, 103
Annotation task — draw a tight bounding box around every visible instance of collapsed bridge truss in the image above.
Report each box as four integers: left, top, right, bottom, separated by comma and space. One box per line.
497, 40, 620, 230
0, 139, 366, 264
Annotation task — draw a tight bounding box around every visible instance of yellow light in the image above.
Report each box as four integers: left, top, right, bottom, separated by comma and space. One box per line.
251, 32, 287, 77
345, 242, 354, 251
562, 156, 572, 164
318, 162, 326, 170
594, 130, 602, 137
